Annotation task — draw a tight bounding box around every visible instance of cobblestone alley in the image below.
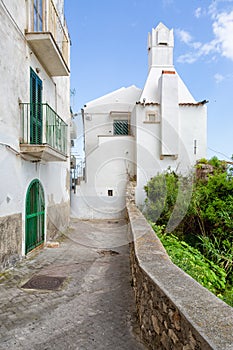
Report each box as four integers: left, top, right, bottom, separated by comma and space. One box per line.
0, 219, 147, 350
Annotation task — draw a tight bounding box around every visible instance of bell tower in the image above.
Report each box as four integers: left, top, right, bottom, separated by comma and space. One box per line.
147, 22, 174, 70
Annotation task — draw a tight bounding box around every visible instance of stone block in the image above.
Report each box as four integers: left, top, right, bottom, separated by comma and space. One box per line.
151, 315, 160, 335
188, 331, 197, 350
46, 241, 60, 248
168, 329, 179, 344
173, 310, 181, 331
161, 331, 170, 350
162, 302, 168, 313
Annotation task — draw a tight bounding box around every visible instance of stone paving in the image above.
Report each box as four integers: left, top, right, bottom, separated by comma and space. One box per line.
0, 219, 147, 350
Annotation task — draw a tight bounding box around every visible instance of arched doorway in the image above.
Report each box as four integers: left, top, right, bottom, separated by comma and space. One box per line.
25, 179, 45, 254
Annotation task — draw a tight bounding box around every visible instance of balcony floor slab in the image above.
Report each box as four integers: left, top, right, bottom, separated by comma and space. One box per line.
20, 144, 67, 162
26, 32, 69, 76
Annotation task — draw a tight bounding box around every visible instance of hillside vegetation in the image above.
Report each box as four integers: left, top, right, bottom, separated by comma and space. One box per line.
144, 157, 233, 306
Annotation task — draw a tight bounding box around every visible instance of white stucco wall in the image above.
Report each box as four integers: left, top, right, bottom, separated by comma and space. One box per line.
71, 86, 141, 219
71, 135, 135, 219
160, 72, 179, 155
0, 0, 70, 256
135, 103, 207, 206
140, 67, 196, 104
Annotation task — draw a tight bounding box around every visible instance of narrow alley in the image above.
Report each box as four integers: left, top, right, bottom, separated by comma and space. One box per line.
0, 219, 147, 350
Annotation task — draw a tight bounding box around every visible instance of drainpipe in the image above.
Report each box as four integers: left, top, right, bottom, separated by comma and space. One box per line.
81, 108, 86, 182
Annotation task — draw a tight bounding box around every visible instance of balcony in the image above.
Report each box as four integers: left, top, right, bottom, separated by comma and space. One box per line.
20, 103, 68, 162
25, 0, 70, 76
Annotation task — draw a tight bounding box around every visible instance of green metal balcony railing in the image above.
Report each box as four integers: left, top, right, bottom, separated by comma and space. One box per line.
20, 103, 68, 155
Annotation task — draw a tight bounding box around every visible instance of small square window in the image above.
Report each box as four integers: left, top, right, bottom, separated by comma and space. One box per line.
146, 112, 160, 123
113, 120, 129, 135
108, 189, 113, 196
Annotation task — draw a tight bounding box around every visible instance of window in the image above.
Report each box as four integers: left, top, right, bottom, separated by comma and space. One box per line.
113, 120, 129, 135
34, 0, 43, 32
145, 111, 160, 123
108, 190, 113, 197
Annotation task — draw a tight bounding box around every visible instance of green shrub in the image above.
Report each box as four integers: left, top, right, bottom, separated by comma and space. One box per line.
145, 158, 233, 306
144, 170, 179, 226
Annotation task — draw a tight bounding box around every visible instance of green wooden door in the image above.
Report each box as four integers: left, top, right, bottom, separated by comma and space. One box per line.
25, 179, 45, 254
30, 68, 43, 144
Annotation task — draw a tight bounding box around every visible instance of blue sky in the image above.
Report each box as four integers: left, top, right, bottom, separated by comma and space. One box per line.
65, 0, 233, 160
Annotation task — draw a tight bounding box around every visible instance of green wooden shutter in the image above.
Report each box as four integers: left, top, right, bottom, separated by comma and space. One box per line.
30, 68, 43, 144
37, 79, 42, 143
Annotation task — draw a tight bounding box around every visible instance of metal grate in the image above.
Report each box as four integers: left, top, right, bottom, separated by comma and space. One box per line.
21, 275, 66, 291
113, 120, 129, 135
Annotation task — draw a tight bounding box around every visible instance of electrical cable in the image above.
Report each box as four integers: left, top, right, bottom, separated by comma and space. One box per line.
207, 147, 232, 161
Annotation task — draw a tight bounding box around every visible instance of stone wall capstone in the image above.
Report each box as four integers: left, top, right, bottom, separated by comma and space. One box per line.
126, 182, 233, 350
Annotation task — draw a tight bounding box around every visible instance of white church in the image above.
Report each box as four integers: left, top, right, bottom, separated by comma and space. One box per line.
71, 22, 207, 219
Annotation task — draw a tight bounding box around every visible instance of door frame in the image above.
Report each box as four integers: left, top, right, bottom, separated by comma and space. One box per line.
25, 179, 45, 254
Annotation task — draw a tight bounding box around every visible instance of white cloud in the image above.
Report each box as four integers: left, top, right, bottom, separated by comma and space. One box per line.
194, 7, 202, 18
214, 73, 225, 83
177, 2, 233, 63
177, 53, 197, 64
209, 0, 233, 19
208, 1, 218, 18
213, 11, 233, 60
192, 42, 202, 49
199, 40, 219, 56
176, 29, 192, 44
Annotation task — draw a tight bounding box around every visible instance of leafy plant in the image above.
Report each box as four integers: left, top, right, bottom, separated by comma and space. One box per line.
145, 157, 233, 306
144, 170, 179, 226
151, 223, 226, 294
198, 236, 233, 283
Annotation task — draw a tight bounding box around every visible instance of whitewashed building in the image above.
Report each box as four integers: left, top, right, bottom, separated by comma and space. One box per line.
0, 0, 70, 268
71, 22, 207, 219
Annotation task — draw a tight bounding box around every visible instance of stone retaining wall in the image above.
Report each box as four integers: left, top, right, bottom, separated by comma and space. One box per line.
126, 183, 233, 350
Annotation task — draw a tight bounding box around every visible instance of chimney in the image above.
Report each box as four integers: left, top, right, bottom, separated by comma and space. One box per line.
147, 22, 174, 70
